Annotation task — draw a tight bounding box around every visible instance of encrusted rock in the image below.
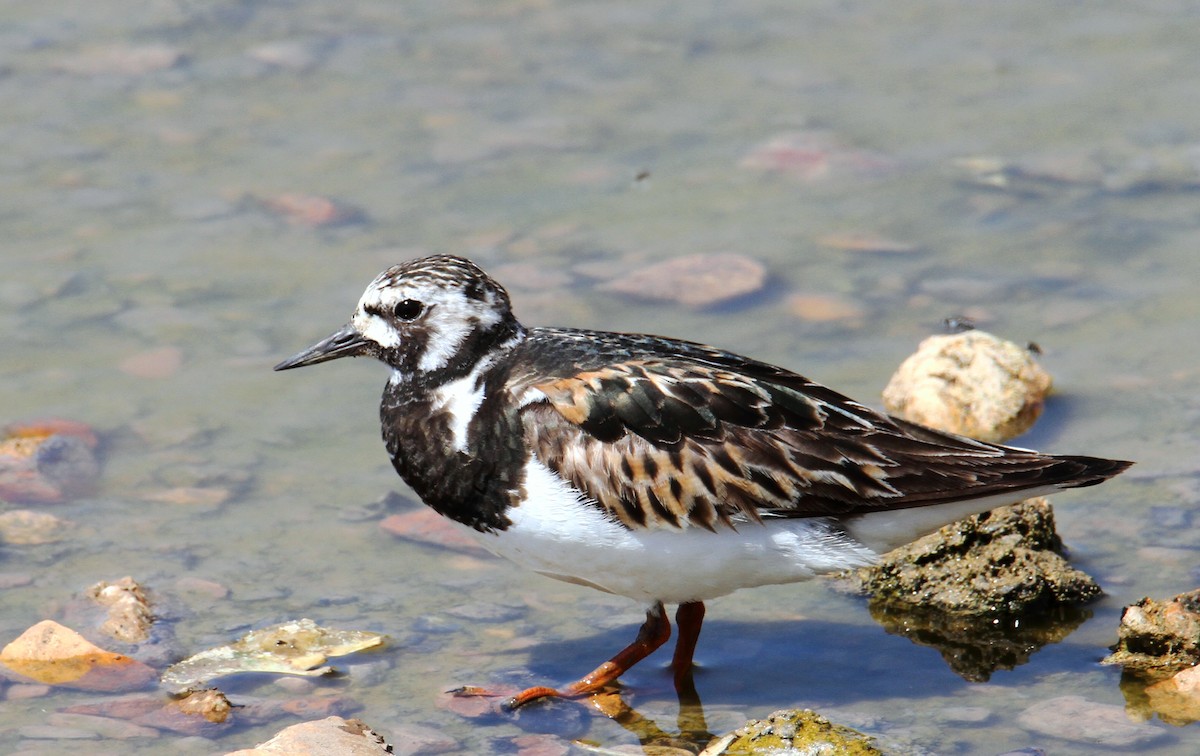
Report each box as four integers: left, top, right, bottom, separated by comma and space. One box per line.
700, 709, 881, 755
843, 498, 1100, 617
882, 330, 1051, 443
88, 577, 154, 644
1103, 588, 1200, 672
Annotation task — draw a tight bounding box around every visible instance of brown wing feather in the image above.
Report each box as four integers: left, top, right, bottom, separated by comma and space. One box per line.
523, 359, 1128, 532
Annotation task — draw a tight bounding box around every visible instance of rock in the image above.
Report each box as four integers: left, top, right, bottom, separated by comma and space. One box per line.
44, 712, 160, 739
739, 131, 897, 181
141, 486, 233, 507
883, 330, 1051, 443
1102, 588, 1200, 672
598, 254, 766, 308
816, 231, 920, 254
87, 577, 154, 644
161, 618, 385, 691
118, 346, 184, 379
700, 709, 881, 755
0, 420, 100, 503
225, 716, 394, 755
0, 620, 156, 692
1017, 695, 1166, 749
0, 510, 74, 545
246, 40, 329, 71
785, 293, 866, 323
54, 44, 184, 76
844, 498, 1100, 617
257, 193, 366, 228
380, 508, 491, 555
64, 690, 232, 735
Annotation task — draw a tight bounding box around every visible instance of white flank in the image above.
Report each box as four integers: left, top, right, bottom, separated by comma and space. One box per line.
454, 458, 880, 604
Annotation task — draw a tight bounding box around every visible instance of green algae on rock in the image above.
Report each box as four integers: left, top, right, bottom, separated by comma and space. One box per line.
701, 709, 882, 756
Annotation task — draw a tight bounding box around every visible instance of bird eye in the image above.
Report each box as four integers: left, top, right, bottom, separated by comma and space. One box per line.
393, 299, 424, 321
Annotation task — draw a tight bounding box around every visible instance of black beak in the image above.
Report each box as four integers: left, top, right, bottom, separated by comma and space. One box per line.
274, 324, 370, 371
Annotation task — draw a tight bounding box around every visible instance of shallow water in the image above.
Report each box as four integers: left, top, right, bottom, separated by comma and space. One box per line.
2, 1, 1199, 753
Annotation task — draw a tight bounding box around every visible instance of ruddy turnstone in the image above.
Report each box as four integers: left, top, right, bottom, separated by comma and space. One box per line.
275, 254, 1130, 708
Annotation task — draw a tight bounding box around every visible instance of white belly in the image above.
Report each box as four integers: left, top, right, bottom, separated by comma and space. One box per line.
452, 458, 880, 604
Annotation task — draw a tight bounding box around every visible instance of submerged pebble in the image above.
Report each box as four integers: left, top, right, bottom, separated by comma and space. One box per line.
598, 253, 766, 308
0, 419, 100, 503
1017, 695, 1165, 749
224, 715, 394, 756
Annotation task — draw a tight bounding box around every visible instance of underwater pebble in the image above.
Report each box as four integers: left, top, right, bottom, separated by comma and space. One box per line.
225, 716, 393, 756
599, 253, 766, 308
510, 733, 571, 756
740, 131, 897, 181
0, 420, 100, 503
445, 601, 526, 623
388, 722, 458, 755
118, 346, 183, 379
1017, 695, 1165, 748
259, 193, 366, 228
379, 509, 489, 555
45, 712, 159, 739
17, 724, 98, 740
0, 510, 74, 545
411, 615, 462, 634
141, 486, 232, 507
937, 706, 991, 724
5, 683, 52, 700
0, 572, 34, 589
246, 40, 328, 71
174, 576, 231, 600
786, 293, 866, 323
54, 44, 183, 76
816, 231, 919, 254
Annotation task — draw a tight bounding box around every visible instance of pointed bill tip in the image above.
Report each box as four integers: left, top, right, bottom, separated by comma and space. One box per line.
274, 324, 369, 371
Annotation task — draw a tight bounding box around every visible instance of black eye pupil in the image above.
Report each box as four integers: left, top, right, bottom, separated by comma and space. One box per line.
394, 299, 423, 320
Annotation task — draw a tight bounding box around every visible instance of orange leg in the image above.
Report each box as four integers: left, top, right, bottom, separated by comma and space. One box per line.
671, 601, 705, 689
506, 601, 672, 709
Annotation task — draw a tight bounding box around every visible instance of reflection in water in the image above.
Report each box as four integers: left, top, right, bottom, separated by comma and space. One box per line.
867, 601, 1091, 682
584, 674, 715, 753
1117, 669, 1200, 727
